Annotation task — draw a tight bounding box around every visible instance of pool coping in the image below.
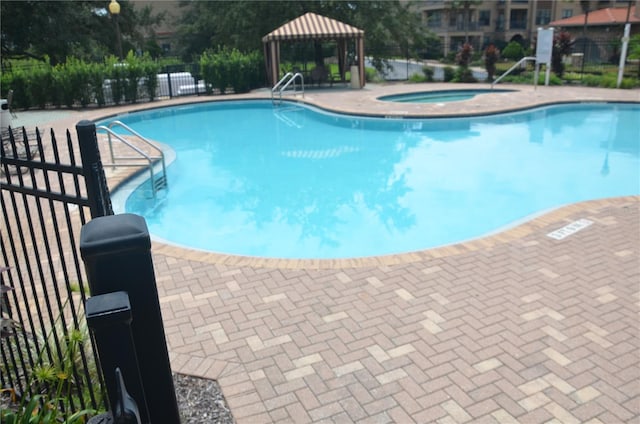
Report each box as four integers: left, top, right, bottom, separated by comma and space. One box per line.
148, 196, 639, 269
90, 83, 640, 269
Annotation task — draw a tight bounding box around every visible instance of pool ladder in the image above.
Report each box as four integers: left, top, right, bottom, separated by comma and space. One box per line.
272, 72, 304, 105
97, 121, 168, 199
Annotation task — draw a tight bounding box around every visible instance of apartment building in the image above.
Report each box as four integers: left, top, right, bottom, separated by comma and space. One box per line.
419, 0, 635, 55
131, 0, 181, 55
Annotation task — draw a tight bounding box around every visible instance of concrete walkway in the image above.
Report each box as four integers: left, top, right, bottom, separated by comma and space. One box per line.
15, 84, 640, 423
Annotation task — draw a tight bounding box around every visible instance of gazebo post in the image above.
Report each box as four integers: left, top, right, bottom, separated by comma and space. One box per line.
358, 37, 365, 88
270, 41, 279, 87
337, 39, 347, 81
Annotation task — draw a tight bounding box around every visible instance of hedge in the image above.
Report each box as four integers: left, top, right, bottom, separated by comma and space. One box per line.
200, 48, 264, 94
1, 53, 161, 109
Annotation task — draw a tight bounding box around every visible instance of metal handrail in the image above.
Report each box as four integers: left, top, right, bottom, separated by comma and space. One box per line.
104, 121, 167, 178
96, 123, 168, 198
491, 56, 536, 88
272, 72, 294, 93
271, 72, 304, 105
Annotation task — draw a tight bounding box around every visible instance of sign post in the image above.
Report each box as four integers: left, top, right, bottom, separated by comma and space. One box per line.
617, 23, 631, 88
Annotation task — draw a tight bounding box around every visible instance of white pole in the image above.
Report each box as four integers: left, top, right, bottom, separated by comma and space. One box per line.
534, 63, 540, 90
617, 23, 631, 88
545, 63, 551, 86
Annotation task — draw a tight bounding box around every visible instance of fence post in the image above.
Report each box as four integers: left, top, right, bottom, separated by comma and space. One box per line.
80, 213, 180, 424
167, 71, 173, 98
76, 120, 113, 218
86, 291, 147, 423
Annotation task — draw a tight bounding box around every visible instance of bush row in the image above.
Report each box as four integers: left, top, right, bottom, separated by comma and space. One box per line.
582, 74, 638, 89
200, 48, 265, 94
1, 52, 160, 109
2, 48, 267, 110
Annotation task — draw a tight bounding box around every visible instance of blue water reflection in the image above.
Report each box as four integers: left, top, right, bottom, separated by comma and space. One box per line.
113, 101, 639, 258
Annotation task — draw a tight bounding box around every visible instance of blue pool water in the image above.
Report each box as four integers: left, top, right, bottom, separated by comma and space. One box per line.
379, 89, 515, 103
107, 101, 640, 259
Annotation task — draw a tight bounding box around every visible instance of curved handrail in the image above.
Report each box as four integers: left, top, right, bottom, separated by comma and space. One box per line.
491, 56, 536, 88
272, 72, 304, 105
98, 121, 168, 193
96, 124, 168, 198
272, 72, 294, 93
280, 72, 304, 95
96, 126, 156, 184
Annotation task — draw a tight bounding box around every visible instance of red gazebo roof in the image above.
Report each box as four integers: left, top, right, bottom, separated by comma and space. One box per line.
549, 6, 639, 27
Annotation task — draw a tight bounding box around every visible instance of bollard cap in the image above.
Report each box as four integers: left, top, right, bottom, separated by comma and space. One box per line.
86, 291, 133, 329
80, 214, 151, 258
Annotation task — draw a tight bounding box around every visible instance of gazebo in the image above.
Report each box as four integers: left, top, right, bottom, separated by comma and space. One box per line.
262, 12, 365, 88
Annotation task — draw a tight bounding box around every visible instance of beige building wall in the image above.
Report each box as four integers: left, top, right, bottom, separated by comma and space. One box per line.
418, 0, 631, 55
131, 0, 181, 54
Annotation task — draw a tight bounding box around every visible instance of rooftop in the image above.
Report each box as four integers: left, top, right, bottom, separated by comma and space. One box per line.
549, 5, 639, 27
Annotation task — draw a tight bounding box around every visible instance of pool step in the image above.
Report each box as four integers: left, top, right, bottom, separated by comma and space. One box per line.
153, 174, 168, 192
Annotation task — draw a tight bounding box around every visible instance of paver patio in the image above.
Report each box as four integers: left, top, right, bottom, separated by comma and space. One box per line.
13, 83, 640, 423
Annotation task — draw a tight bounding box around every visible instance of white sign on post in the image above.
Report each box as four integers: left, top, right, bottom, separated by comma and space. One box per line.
535, 27, 554, 86
536, 28, 554, 65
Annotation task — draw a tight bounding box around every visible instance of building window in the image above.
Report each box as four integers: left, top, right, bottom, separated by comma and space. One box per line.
162, 43, 171, 53
535, 9, 551, 25
428, 10, 442, 28
449, 13, 458, 27
510, 9, 527, 29
496, 13, 505, 31
479, 10, 491, 26
561, 9, 573, 19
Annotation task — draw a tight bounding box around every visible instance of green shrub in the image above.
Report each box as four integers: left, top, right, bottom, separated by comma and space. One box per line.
123, 52, 145, 103
442, 51, 457, 64
27, 62, 54, 109
422, 66, 434, 82
141, 54, 161, 101
582, 74, 601, 87
502, 41, 525, 61
409, 73, 427, 83
443, 66, 455, 82
365, 67, 380, 82
200, 48, 264, 94
53, 58, 93, 108
88, 62, 107, 107
499, 72, 562, 86
6, 69, 31, 110
453, 66, 477, 83
106, 56, 126, 105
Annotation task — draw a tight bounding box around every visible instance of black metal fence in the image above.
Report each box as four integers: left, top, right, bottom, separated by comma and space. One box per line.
1, 122, 112, 413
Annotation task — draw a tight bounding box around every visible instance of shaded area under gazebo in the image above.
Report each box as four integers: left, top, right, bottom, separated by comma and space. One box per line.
262, 12, 365, 88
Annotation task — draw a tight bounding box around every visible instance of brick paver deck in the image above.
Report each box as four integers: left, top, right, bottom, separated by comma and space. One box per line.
18, 83, 640, 423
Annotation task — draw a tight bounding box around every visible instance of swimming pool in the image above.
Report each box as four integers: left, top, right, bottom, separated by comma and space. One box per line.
379, 89, 515, 103
107, 101, 639, 259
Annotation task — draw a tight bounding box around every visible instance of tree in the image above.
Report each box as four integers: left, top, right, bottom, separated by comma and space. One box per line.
0, 0, 164, 66
484, 44, 499, 82
175, 1, 432, 70
551, 31, 574, 77
502, 41, 525, 61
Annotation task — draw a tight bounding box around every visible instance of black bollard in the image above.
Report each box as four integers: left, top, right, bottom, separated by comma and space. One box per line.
80, 214, 180, 424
